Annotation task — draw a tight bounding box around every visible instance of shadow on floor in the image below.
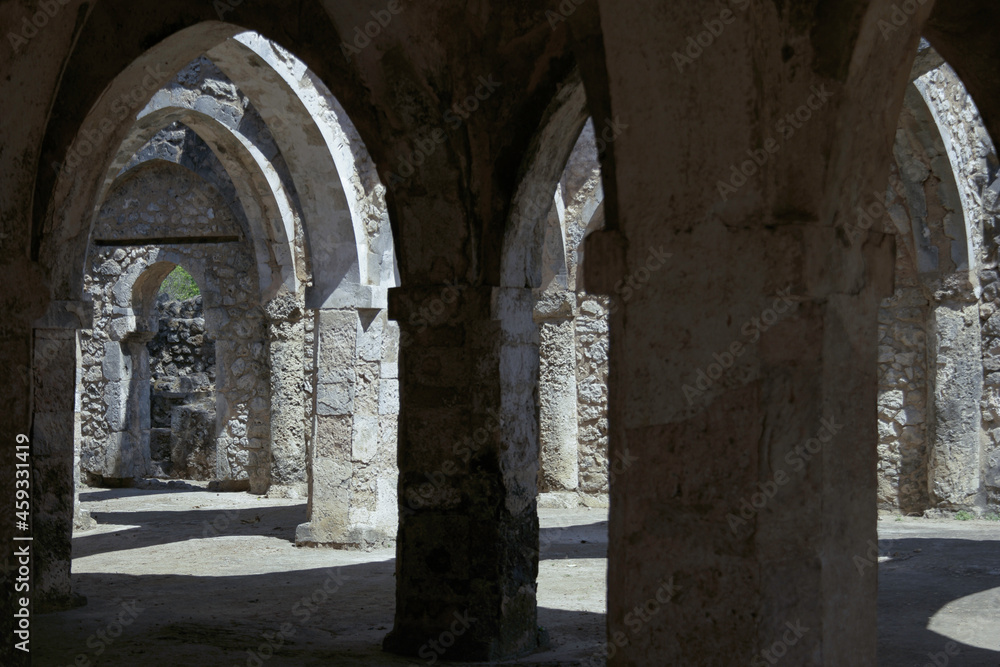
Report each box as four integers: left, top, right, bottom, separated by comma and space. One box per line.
878, 536, 1000, 667
34, 563, 605, 666
73, 504, 307, 559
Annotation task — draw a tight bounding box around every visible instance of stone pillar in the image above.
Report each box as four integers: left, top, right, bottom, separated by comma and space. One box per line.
295, 307, 397, 547
534, 290, 579, 496
979, 271, 1000, 509
120, 331, 154, 481
575, 293, 611, 497
928, 290, 984, 509
213, 328, 269, 494
585, 226, 894, 666
266, 295, 307, 498
32, 301, 91, 611
383, 285, 540, 662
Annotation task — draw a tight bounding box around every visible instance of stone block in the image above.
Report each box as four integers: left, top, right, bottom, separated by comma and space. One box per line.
380, 361, 398, 379
352, 415, 379, 463
317, 382, 354, 416
170, 404, 216, 480
881, 389, 904, 410
356, 310, 385, 362
311, 457, 353, 501
104, 381, 128, 431
354, 361, 380, 416
379, 378, 399, 415
315, 414, 352, 460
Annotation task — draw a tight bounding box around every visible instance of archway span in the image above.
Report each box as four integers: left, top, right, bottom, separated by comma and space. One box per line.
500, 70, 590, 290
118, 104, 303, 303
38, 22, 395, 308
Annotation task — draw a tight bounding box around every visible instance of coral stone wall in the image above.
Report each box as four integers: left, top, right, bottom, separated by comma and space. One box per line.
876, 244, 930, 512
79, 161, 268, 489
876, 58, 1000, 514
148, 295, 217, 479
575, 294, 610, 495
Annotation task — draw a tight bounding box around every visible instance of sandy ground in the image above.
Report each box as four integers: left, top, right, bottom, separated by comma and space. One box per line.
31, 484, 1000, 666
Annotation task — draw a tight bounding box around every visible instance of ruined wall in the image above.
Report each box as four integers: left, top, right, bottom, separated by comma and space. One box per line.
877, 240, 930, 512
148, 295, 217, 479
79, 161, 268, 489
877, 56, 1000, 514
919, 65, 1000, 511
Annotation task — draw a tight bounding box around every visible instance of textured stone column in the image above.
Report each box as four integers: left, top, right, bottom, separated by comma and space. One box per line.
928, 291, 984, 509
295, 307, 397, 547
534, 290, 579, 496
383, 285, 540, 662
586, 226, 894, 666
266, 296, 307, 497
120, 331, 154, 481
32, 302, 91, 611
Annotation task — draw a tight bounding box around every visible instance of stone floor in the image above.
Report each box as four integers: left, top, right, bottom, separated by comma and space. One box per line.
32, 484, 1000, 666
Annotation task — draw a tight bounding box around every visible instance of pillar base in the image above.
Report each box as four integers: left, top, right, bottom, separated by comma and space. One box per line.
294, 521, 394, 549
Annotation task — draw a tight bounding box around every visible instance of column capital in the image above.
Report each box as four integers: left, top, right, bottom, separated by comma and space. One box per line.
532, 288, 577, 322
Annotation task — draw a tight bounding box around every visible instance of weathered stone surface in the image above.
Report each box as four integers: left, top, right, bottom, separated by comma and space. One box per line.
9, 4, 1000, 666
170, 402, 216, 479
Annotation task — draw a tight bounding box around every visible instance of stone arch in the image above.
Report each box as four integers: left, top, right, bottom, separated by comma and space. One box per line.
79, 159, 269, 491
119, 103, 305, 303
36, 20, 399, 520
500, 71, 589, 291
533, 118, 613, 502
38, 22, 396, 307
878, 43, 1000, 514
206, 32, 396, 306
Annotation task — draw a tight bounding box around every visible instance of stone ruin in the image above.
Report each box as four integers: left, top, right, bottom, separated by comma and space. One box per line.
148, 294, 217, 480
9, 11, 1000, 663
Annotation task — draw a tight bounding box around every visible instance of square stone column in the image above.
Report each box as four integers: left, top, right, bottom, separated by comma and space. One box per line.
534, 290, 580, 495
32, 301, 92, 612
295, 307, 398, 547
585, 227, 894, 666
928, 292, 984, 509
383, 285, 541, 662
265, 295, 308, 498
120, 331, 154, 480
